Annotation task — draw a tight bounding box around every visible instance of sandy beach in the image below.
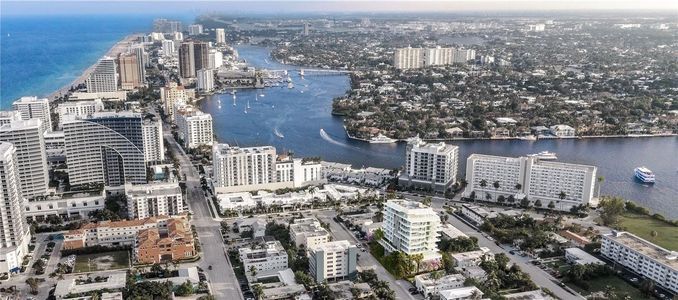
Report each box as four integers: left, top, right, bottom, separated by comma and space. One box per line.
47, 34, 142, 100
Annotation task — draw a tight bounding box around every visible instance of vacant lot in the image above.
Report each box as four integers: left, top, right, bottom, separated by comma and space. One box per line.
73, 251, 130, 273
567, 275, 649, 299
619, 213, 678, 250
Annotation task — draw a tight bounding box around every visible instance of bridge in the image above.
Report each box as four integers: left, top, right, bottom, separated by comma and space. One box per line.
263, 68, 353, 77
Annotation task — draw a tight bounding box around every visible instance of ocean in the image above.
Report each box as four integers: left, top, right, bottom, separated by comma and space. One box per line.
0, 14, 188, 108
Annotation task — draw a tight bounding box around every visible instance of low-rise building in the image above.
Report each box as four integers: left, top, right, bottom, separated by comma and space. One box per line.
414, 272, 465, 299
25, 190, 105, 221
438, 286, 484, 300
601, 231, 678, 294
235, 218, 267, 238
503, 290, 554, 300
440, 224, 469, 240
455, 265, 487, 280
559, 230, 592, 248
308, 240, 358, 283
54, 272, 126, 300
564, 247, 604, 265
451, 247, 492, 268
135, 217, 195, 264
289, 218, 330, 249
549, 124, 576, 137
460, 204, 496, 226
239, 239, 288, 273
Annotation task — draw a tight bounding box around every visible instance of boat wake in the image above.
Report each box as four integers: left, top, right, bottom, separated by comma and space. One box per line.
274, 127, 285, 139
320, 128, 356, 149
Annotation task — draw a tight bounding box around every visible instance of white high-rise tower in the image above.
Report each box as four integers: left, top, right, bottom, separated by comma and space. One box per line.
0, 143, 31, 276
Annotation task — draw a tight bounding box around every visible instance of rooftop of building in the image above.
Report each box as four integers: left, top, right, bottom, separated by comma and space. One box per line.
125, 182, 182, 197
604, 231, 678, 269
438, 286, 483, 299
290, 218, 330, 236
239, 240, 287, 258
54, 272, 127, 297
451, 247, 492, 260
409, 137, 458, 153
14, 96, 48, 104
0, 118, 41, 131
386, 199, 434, 211
415, 272, 465, 287
137, 218, 192, 249
309, 240, 353, 253
503, 290, 554, 300
565, 247, 604, 265
214, 143, 275, 155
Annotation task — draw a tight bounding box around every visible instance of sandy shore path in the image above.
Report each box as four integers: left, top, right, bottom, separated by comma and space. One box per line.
47, 33, 142, 100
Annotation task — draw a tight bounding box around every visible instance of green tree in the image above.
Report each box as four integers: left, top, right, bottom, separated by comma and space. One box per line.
252, 284, 264, 300
534, 199, 543, 208
597, 176, 605, 198
599, 197, 626, 226
548, 201, 556, 210
25, 277, 39, 295
249, 265, 257, 277
492, 181, 500, 201
175, 280, 194, 296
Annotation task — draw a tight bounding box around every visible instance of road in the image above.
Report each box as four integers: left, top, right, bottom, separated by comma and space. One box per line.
163, 123, 242, 300
314, 210, 423, 300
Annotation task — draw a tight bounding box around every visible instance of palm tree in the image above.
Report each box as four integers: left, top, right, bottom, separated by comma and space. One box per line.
25, 277, 39, 295
514, 183, 522, 191
252, 284, 264, 300
596, 176, 605, 198
479, 179, 487, 191
558, 191, 567, 211
492, 181, 500, 202
249, 265, 257, 277
411, 253, 424, 274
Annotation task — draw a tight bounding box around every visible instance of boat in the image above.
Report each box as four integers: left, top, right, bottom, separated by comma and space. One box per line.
288, 83, 294, 89
247, 100, 250, 109
230, 89, 236, 95
369, 134, 397, 144
259, 93, 265, 98
518, 135, 537, 141
274, 128, 284, 139
528, 151, 557, 160
634, 167, 656, 183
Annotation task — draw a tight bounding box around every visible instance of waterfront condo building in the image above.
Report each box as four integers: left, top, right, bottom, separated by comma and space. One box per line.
130, 44, 147, 81
178, 41, 209, 78
0, 143, 32, 277
215, 28, 226, 44
117, 52, 142, 90
160, 82, 195, 120
62, 112, 146, 187
308, 240, 358, 283
142, 116, 165, 164
175, 106, 213, 149
238, 239, 288, 272
275, 155, 324, 188
213, 144, 276, 190
208, 49, 224, 69
125, 182, 184, 219
601, 231, 678, 294
86, 56, 118, 93
399, 137, 459, 192
196, 68, 215, 92
57, 99, 105, 128
12, 96, 52, 132
394, 47, 424, 69
289, 218, 331, 249
188, 24, 203, 35
0, 119, 49, 199
380, 199, 441, 260
463, 154, 597, 211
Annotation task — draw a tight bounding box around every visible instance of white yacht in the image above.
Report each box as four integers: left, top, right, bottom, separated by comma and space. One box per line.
634, 167, 656, 183
369, 134, 397, 144
528, 151, 558, 160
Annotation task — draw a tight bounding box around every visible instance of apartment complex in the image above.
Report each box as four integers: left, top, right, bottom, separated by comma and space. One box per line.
463, 154, 597, 210
188, 24, 203, 35
0, 111, 22, 126
196, 68, 215, 92
289, 218, 331, 249
175, 106, 213, 149
399, 137, 459, 192
63, 215, 188, 249
178, 41, 209, 78
62, 112, 146, 186
135, 217, 195, 264
160, 82, 195, 120
0, 119, 50, 199
125, 182, 184, 219
380, 199, 441, 259
394, 47, 476, 69
24, 190, 104, 221
0, 143, 31, 276
86, 56, 118, 93
308, 240, 358, 283
142, 117, 165, 163
57, 99, 105, 128
118, 52, 142, 90
212, 144, 277, 191
601, 231, 678, 294
238, 240, 288, 272
275, 156, 323, 188
162, 40, 175, 56
12, 96, 52, 132
215, 28, 226, 44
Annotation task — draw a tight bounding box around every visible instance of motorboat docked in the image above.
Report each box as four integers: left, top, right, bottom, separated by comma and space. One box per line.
528, 151, 557, 160
369, 134, 397, 144
634, 167, 656, 183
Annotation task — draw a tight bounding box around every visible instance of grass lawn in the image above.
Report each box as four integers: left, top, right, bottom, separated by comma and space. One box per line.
567, 275, 649, 299
619, 213, 678, 250
73, 250, 130, 273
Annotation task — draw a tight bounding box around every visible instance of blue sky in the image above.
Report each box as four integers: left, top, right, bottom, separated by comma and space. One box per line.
2, 1, 677, 16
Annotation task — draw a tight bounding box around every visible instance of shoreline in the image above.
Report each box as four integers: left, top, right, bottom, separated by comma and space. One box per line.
46, 34, 142, 101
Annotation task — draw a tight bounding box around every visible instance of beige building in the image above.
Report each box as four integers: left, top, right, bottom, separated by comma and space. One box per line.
289, 218, 330, 249
118, 52, 142, 90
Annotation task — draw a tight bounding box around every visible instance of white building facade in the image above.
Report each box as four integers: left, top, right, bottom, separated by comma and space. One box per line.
12, 96, 52, 132
399, 137, 458, 191
57, 99, 105, 128
86, 56, 118, 93
308, 240, 358, 283
0, 119, 50, 199
142, 117, 165, 164
0, 143, 31, 277
175, 109, 213, 149
381, 199, 441, 260
238, 240, 288, 272
125, 182, 184, 219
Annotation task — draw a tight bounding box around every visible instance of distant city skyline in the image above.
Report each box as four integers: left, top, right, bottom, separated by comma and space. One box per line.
2, 0, 676, 16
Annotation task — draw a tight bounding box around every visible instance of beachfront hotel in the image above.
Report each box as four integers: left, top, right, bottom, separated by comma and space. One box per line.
463, 154, 597, 211
12, 96, 52, 132
57, 99, 105, 128
0, 143, 32, 277
601, 231, 678, 294
86, 56, 118, 93
117, 52, 143, 90
125, 182, 184, 219
399, 137, 459, 192
62, 112, 146, 187
0, 119, 50, 199
380, 199, 441, 260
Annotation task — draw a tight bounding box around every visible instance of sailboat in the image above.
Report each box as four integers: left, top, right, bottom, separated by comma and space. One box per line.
247, 99, 250, 109
255, 94, 258, 102
233, 97, 236, 106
